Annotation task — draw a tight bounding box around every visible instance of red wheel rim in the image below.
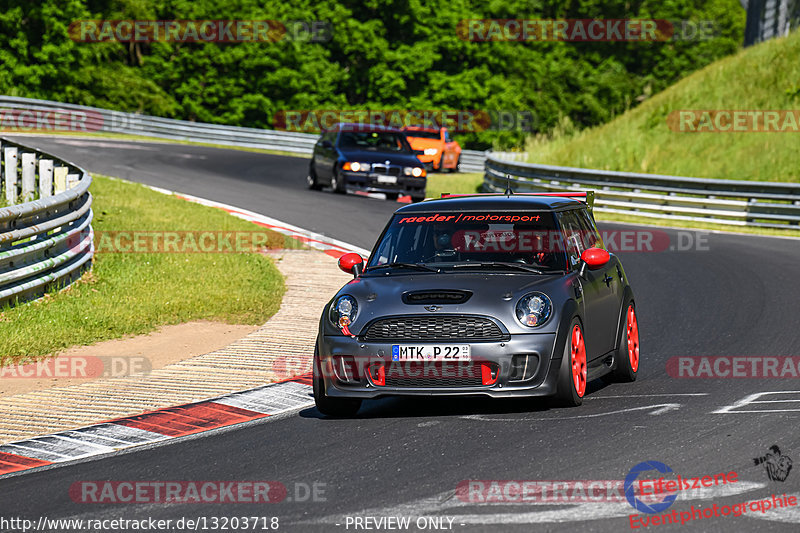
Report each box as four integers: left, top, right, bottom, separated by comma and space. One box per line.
627, 305, 640, 373
571, 324, 587, 397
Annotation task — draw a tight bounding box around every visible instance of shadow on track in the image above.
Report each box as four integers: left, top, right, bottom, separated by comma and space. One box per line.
299, 378, 613, 419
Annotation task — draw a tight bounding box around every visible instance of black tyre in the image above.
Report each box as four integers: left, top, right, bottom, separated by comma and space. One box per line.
385, 192, 399, 201
307, 164, 322, 190
605, 302, 639, 383
410, 195, 425, 203
313, 346, 362, 417
330, 169, 346, 194
552, 318, 587, 407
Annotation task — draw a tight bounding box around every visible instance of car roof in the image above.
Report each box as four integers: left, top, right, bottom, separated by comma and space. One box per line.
403, 126, 441, 132
332, 122, 404, 134
395, 194, 584, 213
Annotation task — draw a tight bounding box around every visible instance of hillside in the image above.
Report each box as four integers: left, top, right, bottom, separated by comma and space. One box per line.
527, 29, 800, 182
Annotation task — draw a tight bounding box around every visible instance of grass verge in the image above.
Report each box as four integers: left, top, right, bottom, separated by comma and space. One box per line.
0, 175, 296, 364
524, 30, 800, 182
425, 172, 484, 199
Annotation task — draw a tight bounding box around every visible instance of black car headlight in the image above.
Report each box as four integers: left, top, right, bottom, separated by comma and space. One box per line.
515, 292, 552, 327
329, 295, 359, 330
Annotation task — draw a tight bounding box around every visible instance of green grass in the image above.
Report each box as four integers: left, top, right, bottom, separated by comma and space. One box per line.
524, 30, 800, 182
425, 172, 484, 199
0, 175, 296, 364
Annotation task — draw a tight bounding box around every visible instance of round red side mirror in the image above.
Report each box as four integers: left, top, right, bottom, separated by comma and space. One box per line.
338, 253, 364, 276
581, 247, 610, 270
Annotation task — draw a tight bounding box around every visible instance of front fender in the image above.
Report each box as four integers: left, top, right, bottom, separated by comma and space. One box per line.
550, 298, 579, 361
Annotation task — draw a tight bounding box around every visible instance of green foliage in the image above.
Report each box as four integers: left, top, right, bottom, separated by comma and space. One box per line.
0, 0, 745, 148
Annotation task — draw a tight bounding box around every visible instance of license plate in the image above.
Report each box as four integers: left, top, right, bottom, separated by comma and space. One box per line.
391, 344, 471, 361
376, 175, 397, 184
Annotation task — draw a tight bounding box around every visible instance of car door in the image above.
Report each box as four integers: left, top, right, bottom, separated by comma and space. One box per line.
575, 208, 621, 355
558, 209, 617, 359
441, 128, 458, 168
315, 130, 336, 182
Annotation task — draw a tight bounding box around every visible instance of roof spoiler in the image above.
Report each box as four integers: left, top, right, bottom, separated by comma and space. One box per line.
440, 191, 595, 211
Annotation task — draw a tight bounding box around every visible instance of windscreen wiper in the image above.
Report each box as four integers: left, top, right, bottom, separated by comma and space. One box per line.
367, 262, 440, 273
452, 262, 562, 274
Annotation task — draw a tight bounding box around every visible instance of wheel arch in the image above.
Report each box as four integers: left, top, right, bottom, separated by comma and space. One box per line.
613, 285, 636, 358
551, 298, 581, 362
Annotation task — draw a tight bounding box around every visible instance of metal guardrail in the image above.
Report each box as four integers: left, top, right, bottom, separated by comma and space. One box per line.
0, 137, 93, 307
0, 96, 488, 172
484, 155, 800, 229
743, 0, 800, 46
3, 97, 797, 230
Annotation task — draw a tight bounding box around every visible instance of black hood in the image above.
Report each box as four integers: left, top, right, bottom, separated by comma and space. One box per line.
338, 149, 422, 166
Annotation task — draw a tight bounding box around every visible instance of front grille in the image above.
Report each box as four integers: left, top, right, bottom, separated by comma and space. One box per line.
362, 315, 507, 341
383, 362, 486, 387
372, 165, 401, 177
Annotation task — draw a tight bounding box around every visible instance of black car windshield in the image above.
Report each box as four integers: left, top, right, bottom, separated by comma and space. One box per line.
367, 211, 569, 272
339, 131, 412, 152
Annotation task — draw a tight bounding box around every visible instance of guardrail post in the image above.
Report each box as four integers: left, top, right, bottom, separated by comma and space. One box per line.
4, 147, 18, 204
54, 166, 68, 193
67, 173, 80, 189
39, 159, 53, 197
21, 152, 36, 202
1, 136, 95, 307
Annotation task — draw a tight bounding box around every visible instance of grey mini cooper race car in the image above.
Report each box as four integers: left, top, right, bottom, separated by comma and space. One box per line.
313, 192, 640, 416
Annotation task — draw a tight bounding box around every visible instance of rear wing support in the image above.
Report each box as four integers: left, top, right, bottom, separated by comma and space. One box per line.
440, 191, 596, 212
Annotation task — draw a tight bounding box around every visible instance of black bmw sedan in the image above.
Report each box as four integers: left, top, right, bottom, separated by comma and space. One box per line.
306, 123, 427, 201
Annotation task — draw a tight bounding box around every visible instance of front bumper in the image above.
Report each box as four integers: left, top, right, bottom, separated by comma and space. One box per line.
318, 333, 561, 398
341, 171, 426, 196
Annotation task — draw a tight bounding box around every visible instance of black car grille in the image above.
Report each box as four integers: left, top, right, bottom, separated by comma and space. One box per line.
384, 362, 486, 387
362, 315, 507, 341
372, 164, 401, 177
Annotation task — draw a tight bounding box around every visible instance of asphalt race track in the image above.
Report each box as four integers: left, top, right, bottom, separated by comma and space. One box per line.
3, 136, 800, 532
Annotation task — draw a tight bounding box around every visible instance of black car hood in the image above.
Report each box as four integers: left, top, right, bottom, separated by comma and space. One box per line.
338, 150, 422, 166
333, 271, 575, 336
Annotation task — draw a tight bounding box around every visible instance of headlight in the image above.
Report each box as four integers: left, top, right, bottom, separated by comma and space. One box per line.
423, 148, 438, 155
404, 166, 426, 177
343, 162, 370, 172
329, 295, 359, 329
515, 292, 552, 327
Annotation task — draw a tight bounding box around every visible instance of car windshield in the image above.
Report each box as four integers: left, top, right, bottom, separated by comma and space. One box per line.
367, 211, 569, 272
339, 131, 411, 152
405, 130, 441, 139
